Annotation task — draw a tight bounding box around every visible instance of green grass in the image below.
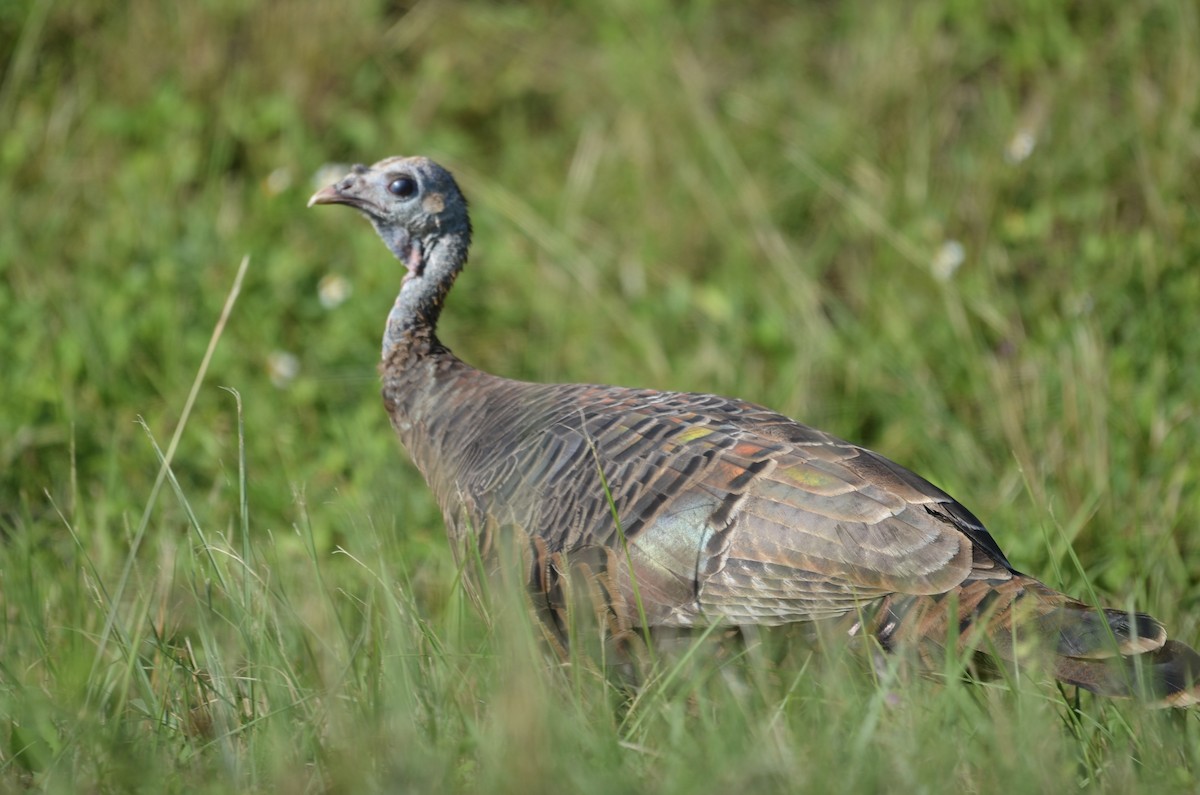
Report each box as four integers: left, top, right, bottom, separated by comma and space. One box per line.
4, 0, 1200, 791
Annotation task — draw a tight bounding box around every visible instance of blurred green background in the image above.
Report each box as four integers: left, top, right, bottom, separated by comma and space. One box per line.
3, 1, 1200, 792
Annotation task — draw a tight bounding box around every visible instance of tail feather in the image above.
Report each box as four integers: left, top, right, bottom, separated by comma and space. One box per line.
1019, 590, 1166, 660
1055, 641, 1200, 707
1072, 607, 1166, 657
875, 575, 1199, 706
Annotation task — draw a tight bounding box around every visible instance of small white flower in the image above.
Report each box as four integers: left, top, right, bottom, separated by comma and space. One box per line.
931, 240, 965, 281
312, 163, 350, 191
1005, 129, 1036, 164
267, 351, 300, 389
264, 167, 294, 196
318, 274, 353, 309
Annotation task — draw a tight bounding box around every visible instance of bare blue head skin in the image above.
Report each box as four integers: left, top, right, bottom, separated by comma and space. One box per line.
309, 156, 472, 357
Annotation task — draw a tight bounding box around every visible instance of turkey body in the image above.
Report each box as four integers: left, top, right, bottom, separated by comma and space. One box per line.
311, 155, 1200, 706
384, 357, 1008, 630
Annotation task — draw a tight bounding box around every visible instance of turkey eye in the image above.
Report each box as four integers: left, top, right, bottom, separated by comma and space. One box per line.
387, 176, 417, 198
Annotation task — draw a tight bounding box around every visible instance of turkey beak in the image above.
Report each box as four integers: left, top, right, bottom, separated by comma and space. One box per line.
308, 184, 346, 208
308, 180, 385, 219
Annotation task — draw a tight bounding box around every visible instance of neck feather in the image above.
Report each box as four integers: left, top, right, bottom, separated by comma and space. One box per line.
382, 231, 469, 359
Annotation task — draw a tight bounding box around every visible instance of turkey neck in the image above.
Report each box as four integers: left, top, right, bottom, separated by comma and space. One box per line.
382, 229, 470, 355
379, 228, 483, 490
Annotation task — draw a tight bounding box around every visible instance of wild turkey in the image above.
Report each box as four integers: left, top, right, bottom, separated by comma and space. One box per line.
309, 156, 1200, 706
